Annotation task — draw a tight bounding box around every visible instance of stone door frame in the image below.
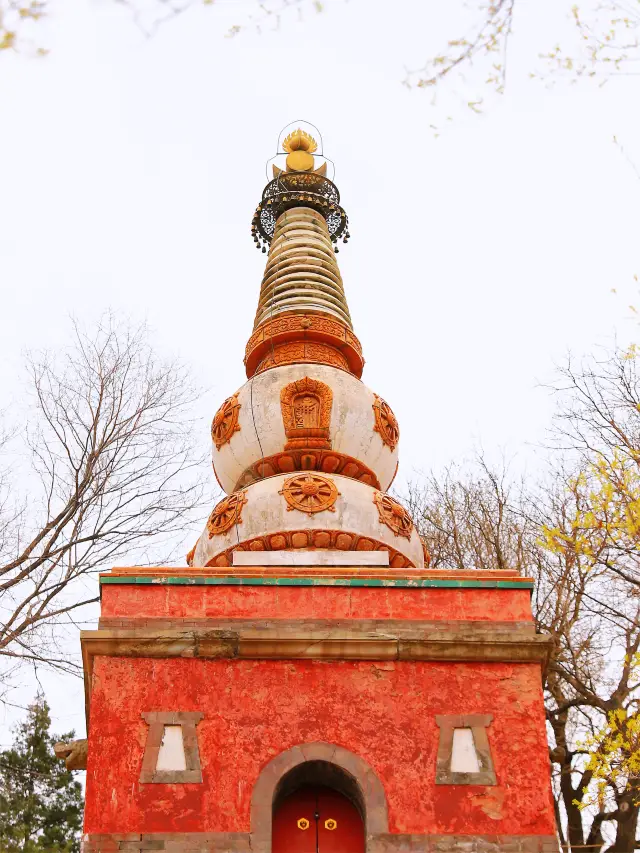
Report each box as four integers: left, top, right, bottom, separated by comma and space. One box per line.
250, 741, 389, 853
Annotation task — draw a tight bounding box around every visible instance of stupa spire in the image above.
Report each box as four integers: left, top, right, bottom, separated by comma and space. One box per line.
246, 125, 361, 379
253, 207, 352, 329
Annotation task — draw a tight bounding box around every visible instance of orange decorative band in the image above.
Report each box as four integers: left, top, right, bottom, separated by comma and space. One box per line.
204, 529, 416, 570
244, 313, 364, 378
255, 342, 351, 375
232, 449, 381, 491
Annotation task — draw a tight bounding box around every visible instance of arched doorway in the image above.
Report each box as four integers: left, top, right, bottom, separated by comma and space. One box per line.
273, 785, 365, 853
250, 742, 388, 853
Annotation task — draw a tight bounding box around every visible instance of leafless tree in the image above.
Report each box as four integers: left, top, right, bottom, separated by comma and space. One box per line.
7, 0, 639, 100
402, 441, 640, 851
545, 348, 640, 589
0, 315, 204, 687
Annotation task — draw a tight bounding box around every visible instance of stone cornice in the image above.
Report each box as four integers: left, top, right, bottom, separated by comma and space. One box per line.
81, 619, 551, 723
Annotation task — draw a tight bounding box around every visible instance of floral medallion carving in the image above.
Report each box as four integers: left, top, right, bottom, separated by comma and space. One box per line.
279, 473, 340, 515
206, 491, 248, 538
373, 491, 413, 539
211, 393, 241, 451
280, 377, 333, 450
372, 395, 399, 451
186, 543, 197, 567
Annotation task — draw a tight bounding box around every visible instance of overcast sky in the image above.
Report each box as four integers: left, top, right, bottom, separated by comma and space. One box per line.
1, 0, 639, 746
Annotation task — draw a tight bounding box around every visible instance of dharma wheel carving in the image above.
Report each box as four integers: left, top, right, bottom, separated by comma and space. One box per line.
373, 491, 413, 539
207, 491, 248, 537
211, 393, 241, 451
372, 395, 399, 451
279, 473, 340, 515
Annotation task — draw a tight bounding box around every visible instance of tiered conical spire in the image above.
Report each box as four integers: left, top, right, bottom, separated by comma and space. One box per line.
245, 131, 362, 379
253, 207, 352, 330
190, 124, 424, 572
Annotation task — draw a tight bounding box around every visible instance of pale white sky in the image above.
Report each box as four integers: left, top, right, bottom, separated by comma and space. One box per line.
0, 0, 639, 745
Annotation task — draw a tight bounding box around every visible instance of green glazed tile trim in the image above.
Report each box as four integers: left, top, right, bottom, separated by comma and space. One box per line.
99, 575, 533, 590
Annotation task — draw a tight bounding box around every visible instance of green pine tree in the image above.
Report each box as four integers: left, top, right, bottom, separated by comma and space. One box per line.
0, 694, 83, 853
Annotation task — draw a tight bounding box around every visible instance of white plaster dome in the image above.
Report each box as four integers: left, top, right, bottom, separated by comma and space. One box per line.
193, 473, 423, 570
211, 364, 399, 494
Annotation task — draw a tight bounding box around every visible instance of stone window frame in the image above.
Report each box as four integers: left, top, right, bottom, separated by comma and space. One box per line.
434, 714, 496, 786
139, 711, 204, 784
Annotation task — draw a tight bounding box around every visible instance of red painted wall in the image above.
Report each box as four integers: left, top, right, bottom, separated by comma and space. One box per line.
84, 655, 555, 837
99, 584, 534, 623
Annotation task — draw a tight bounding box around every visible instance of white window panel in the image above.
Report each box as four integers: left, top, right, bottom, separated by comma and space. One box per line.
450, 728, 481, 774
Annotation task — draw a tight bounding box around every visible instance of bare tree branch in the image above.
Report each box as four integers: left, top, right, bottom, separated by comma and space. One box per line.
0, 314, 206, 689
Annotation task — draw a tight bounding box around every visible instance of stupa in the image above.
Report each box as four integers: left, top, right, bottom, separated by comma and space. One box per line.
77, 125, 557, 853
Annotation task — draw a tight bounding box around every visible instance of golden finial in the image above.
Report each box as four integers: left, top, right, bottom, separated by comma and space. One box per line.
282, 128, 317, 172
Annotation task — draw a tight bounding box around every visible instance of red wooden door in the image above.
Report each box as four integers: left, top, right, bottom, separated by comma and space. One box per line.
272, 785, 365, 853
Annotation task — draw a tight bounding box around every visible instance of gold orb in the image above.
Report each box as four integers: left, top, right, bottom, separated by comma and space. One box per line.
286, 149, 315, 172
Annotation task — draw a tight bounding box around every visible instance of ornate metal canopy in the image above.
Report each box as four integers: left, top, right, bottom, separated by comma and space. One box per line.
251, 155, 350, 253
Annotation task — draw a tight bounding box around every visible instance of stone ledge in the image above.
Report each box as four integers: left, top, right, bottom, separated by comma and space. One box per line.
82, 834, 558, 853
97, 618, 536, 634
368, 836, 558, 852
82, 622, 549, 665
98, 567, 534, 589
82, 834, 251, 852
80, 621, 551, 722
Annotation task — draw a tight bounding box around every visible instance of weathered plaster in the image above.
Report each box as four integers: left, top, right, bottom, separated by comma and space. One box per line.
99, 584, 535, 623
84, 657, 555, 838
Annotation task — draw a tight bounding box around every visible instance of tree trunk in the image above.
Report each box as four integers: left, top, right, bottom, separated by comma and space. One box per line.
609, 799, 638, 853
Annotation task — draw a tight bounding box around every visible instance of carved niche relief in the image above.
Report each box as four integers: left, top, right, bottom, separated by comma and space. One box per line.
211, 393, 241, 451
372, 395, 400, 452
280, 377, 333, 450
